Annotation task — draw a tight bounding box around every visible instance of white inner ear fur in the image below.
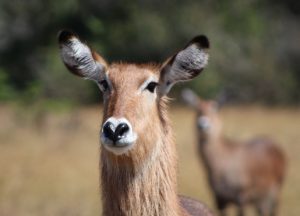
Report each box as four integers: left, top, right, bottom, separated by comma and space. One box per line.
169, 44, 209, 82
61, 37, 104, 81
176, 44, 209, 71
159, 44, 208, 96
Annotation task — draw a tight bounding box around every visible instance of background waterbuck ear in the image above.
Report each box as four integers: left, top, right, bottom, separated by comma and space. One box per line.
158, 35, 209, 95
181, 88, 201, 109
58, 30, 107, 82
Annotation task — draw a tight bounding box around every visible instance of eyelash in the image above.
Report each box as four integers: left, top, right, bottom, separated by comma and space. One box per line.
99, 80, 109, 92
145, 82, 158, 93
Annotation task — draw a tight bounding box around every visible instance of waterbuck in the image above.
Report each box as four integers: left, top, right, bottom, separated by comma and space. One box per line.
182, 89, 286, 216
58, 30, 213, 216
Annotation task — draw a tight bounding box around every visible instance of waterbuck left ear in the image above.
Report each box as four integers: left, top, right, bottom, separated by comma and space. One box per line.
158, 35, 209, 95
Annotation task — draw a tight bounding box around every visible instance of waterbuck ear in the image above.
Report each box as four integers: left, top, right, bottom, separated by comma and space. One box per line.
158, 35, 209, 95
181, 88, 201, 108
58, 30, 107, 82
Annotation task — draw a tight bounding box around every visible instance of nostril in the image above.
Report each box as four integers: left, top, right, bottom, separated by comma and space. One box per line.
103, 122, 115, 141
114, 123, 129, 141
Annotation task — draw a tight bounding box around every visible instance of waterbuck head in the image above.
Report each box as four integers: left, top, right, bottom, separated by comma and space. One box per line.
182, 89, 222, 138
58, 30, 209, 159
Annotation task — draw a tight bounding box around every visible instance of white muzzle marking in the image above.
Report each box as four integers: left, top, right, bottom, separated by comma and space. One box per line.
100, 117, 137, 155
197, 116, 211, 131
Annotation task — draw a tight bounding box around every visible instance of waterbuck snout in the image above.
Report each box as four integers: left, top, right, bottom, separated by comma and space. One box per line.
101, 117, 137, 155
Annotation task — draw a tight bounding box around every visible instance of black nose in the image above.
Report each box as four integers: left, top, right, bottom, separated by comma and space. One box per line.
103, 122, 130, 143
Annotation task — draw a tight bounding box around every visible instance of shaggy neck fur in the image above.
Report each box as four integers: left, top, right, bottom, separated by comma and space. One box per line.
101, 99, 185, 216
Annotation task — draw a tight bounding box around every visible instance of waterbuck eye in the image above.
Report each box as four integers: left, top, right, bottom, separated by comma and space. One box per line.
99, 79, 109, 92
145, 82, 158, 93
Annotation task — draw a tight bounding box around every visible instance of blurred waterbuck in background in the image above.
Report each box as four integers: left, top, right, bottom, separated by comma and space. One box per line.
182, 89, 286, 216
58, 30, 214, 216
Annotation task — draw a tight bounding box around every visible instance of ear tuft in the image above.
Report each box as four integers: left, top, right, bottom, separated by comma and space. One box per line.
58, 30, 77, 44
189, 35, 209, 49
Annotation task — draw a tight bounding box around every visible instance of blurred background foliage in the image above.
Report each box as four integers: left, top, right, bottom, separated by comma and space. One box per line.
0, 0, 299, 105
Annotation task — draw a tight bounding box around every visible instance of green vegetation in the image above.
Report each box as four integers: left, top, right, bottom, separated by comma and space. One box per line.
0, 0, 299, 105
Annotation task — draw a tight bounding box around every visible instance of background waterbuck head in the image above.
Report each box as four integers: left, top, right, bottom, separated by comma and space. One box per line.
181, 88, 223, 142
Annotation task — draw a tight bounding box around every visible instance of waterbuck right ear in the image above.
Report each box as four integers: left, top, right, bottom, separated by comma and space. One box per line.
158, 35, 209, 95
58, 30, 107, 82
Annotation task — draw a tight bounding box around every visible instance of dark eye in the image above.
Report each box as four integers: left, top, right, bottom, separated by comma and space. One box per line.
145, 82, 158, 93
99, 80, 109, 92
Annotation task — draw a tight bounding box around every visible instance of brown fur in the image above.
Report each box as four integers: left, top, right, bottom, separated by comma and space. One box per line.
100, 64, 212, 216
59, 31, 212, 216
185, 94, 286, 216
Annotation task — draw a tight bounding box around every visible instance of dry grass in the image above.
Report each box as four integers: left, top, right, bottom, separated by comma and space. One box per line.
0, 105, 299, 216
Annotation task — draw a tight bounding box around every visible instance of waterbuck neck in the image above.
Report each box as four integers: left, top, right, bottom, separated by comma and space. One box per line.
101, 100, 183, 216
198, 131, 226, 176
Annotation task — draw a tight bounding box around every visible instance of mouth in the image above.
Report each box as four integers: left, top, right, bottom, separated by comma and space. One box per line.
100, 133, 137, 155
